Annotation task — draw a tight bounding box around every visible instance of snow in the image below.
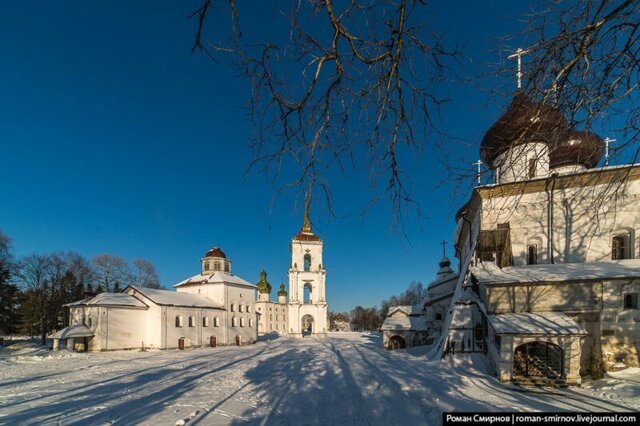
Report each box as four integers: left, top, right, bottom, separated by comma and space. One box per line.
174, 271, 256, 288
488, 312, 588, 336
64, 293, 148, 308
472, 259, 640, 285
51, 325, 94, 339
127, 286, 224, 309
381, 306, 428, 331
1, 333, 637, 425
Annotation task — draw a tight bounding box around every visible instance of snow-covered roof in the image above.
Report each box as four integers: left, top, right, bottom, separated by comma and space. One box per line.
50, 324, 94, 339
488, 312, 588, 336
64, 293, 148, 308
387, 305, 423, 316
173, 271, 256, 288
381, 305, 427, 331
381, 315, 427, 331
127, 286, 224, 309
472, 259, 640, 285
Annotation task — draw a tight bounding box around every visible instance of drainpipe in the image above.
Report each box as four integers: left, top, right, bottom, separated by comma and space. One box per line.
545, 174, 558, 264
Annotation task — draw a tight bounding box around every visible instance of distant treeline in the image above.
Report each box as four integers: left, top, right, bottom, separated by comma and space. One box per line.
329, 281, 428, 332
0, 229, 161, 344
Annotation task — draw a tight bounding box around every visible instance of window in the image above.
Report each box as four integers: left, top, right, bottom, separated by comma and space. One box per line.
435, 313, 442, 321
213, 260, 221, 271
246, 305, 251, 313
304, 254, 311, 271
276, 314, 279, 320
249, 318, 253, 327
224, 261, 230, 272
232, 317, 237, 327
175, 316, 183, 327
303, 284, 311, 304
624, 293, 638, 309
204, 261, 210, 271
527, 244, 538, 265
283, 315, 286, 321
88, 317, 92, 327
240, 318, 245, 327
231, 303, 235, 312
612, 235, 628, 260
528, 158, 536, 178
214, 317, 220, 327
189, 316, 195, 327
239, 305, 243, 313
203, 317, 209, 327
270, 314, 273, 320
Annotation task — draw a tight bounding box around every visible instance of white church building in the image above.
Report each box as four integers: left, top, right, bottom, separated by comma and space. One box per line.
436, 90, 640, 385
255, 212, 329, 338
54, 247, 258, 351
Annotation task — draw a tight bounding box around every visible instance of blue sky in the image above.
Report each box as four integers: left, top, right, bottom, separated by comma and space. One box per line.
1, 1, 543, 311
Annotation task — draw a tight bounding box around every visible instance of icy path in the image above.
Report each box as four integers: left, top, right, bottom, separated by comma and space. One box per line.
0, 333, 637, 425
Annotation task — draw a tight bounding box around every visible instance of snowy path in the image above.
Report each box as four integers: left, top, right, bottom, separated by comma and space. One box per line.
0, 333, 637, 425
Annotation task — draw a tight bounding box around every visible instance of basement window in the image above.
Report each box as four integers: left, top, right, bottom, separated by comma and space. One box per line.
624, 293, 638, 309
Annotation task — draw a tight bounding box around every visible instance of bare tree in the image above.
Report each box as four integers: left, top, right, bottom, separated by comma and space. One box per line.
0, 230, 20, 334
189, 0, 459, 227
132, 258, 161, 289
16, 254, 56, 345
92, 254, 131, 293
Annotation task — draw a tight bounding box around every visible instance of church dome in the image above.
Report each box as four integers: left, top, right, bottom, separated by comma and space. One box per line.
480, 92, 567, 167
293, 231, 321, 242
205, 247, 226, 258
256, 270, 272, 294
549, 130, 604, 169
278, 283, 288, 297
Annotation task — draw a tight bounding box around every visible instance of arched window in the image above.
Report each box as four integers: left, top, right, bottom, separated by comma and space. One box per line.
239, 305, 243, 313
188, 316, 195, 327
527, 244, 538, 265
304, 254, 311, 271
612, 235, 627, 260
203, 317, 209, 327
175, 316, 183, 327
232, 317, 237, 327
249, 318, 253, 327
214, 317, 220, 327
246, 305, 251, 313
240, 318, 245, 327
303, 283, 312, 304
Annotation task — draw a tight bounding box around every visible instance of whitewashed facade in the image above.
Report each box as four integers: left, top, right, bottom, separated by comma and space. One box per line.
57, 248, 257, 351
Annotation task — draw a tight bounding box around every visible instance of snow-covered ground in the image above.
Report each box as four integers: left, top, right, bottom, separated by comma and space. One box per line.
0, 333, 637, 425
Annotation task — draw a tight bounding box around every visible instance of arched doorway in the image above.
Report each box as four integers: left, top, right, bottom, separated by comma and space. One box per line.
388, 335, 406, 350
513, 341, 563, 380
301, 314, 314, 336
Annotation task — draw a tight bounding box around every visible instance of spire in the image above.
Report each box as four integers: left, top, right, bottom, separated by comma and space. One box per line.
302, 198, 311, 233
302, 190, 312, 233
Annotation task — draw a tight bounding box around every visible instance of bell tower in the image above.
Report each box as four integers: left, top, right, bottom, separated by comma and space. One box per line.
287, 204, 328, 338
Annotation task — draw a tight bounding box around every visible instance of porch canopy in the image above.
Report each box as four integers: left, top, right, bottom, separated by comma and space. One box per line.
488, 312, 588, 336
50, 324, 94, 339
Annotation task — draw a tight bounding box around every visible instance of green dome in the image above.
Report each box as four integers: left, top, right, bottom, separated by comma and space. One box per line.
277, 283, 288, 297
256, 270, 272, 294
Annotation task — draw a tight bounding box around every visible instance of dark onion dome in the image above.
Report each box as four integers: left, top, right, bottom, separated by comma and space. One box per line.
277, 283, 288, 297
256, 270, 272, 294
480, 92, 568, 167
205, 247, 226, 258
549, 130, 604, 169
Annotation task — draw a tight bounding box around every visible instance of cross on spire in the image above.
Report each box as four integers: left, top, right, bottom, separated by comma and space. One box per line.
473, 159, 483, 185
604, 137, 616, 166
508, 47, 531, 90
441, 240, 447, 257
